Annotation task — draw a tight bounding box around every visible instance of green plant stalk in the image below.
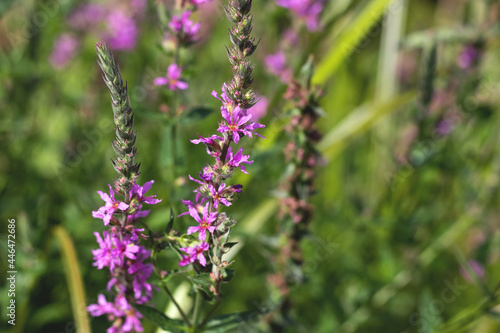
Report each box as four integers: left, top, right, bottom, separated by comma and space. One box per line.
161, 280, 192, 327
54, 226, 91, 333
192, 290, 202, 332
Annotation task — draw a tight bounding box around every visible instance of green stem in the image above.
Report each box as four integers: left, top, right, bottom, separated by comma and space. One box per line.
192, 290, 202, 332
161, 281, 192, 327
198, 297, 222, 330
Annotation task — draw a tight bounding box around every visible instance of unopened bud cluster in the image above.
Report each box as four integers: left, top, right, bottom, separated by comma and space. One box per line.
96, 41, 140, 193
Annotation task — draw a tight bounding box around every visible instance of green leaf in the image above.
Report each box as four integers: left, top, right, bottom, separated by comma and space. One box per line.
221, 268, 235, 282
202, 310, 269, 332
165, 207, 175, 234
188, 273, 214, 295
313, 0, 397, 84
317, 92, 416, 161
181, 107, 214, 124
134, 304, 188, 333
223, 242, 238, 253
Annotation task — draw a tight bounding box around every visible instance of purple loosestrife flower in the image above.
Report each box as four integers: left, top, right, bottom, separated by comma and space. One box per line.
191, 134, 224, 157
131, 180, 162, 205
154, 64, 189, 91
49, 34, 79, 69
186, 203, 217, 240
68, 4, 107, 30
92, 231, 118, 270
226, 147, 253, 174
105, 10, 139, 51
92, 185, 129, 226
276, 0, 326, 31
265, 51, 292, 83
90, 43, 161, 332
179, 242, 210, 266
217, 106, 265, 144
208, 183, 232, 209
190, 0, 211, 4
169, 11, 200, 44
177, 1, 263, 299
457, 45, 480, 69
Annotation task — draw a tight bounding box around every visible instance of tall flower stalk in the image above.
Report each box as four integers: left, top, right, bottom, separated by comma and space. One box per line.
87, 42, 161, 333
267, 60, 323, 330
178, 0, 263, 298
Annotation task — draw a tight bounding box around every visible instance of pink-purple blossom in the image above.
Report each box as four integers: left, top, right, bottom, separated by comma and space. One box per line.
265, 51, 292, 83
131, 180, 162, 205
105, 10, 139, 51
185, 203, 217, 240
226, 147, 253, 174
169, 11, 201, 44
154, 64, 189, 90
49, 34, 79, 69
92, 185, 129, 226
179, 242, 210, 266
88, 294, 144, 332
276, 0, 326, 31
217, 106, 265, 144
457, 45, 480, 69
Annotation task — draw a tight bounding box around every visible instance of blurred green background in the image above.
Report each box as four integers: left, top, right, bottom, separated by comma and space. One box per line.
2, 0, 500, 332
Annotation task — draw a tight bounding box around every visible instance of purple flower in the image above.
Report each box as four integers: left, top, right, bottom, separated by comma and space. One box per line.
92, 185, 129, 226
49, 34, 79, 69
186, 203, 217, 240
207, 183, 231, 209
457, 45, 479, 69
460, 259, 485, 283
191, 134, 224, 157
212, 84, 236, 111
179, 242, 210, 266
131, 180, 162, 205
248, 96, 268, 121
154, 64, 188, 91
114, 295, 144, 332
178, 198, 205, 217
67, 4, 107, 30
169, 11, 200, 43
217, 106, 265, 144
190, 0, 211, 4
276, 0, 325, 31
226, 147, 253, 174
265, 51, 292, 83
105, 10, 138, 51
87, 294, 121, 317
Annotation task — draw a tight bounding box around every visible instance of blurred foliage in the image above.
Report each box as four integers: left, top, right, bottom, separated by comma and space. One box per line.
1, 0, 500, 332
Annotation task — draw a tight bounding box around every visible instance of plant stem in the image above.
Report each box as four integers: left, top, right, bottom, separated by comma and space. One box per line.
198, 297, 222, 330
192, 290, 202, 332
161, 281, 192, 327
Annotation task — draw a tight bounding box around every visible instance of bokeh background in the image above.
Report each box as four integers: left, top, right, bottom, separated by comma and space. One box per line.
2, 0, 500, 332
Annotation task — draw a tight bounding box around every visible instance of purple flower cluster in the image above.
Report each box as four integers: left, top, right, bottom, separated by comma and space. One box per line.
177, 86, 264, 267
49, 34, 80, 69
88, 180, 161, 332
265, 51, 292, 83
169, 11, 201, 44
66, 1, 145, 52
276, 0, 326, 31
155, 2, 211, 92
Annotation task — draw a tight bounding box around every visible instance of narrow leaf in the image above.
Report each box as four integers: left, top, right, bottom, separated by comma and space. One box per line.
134, 304, 188, 332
